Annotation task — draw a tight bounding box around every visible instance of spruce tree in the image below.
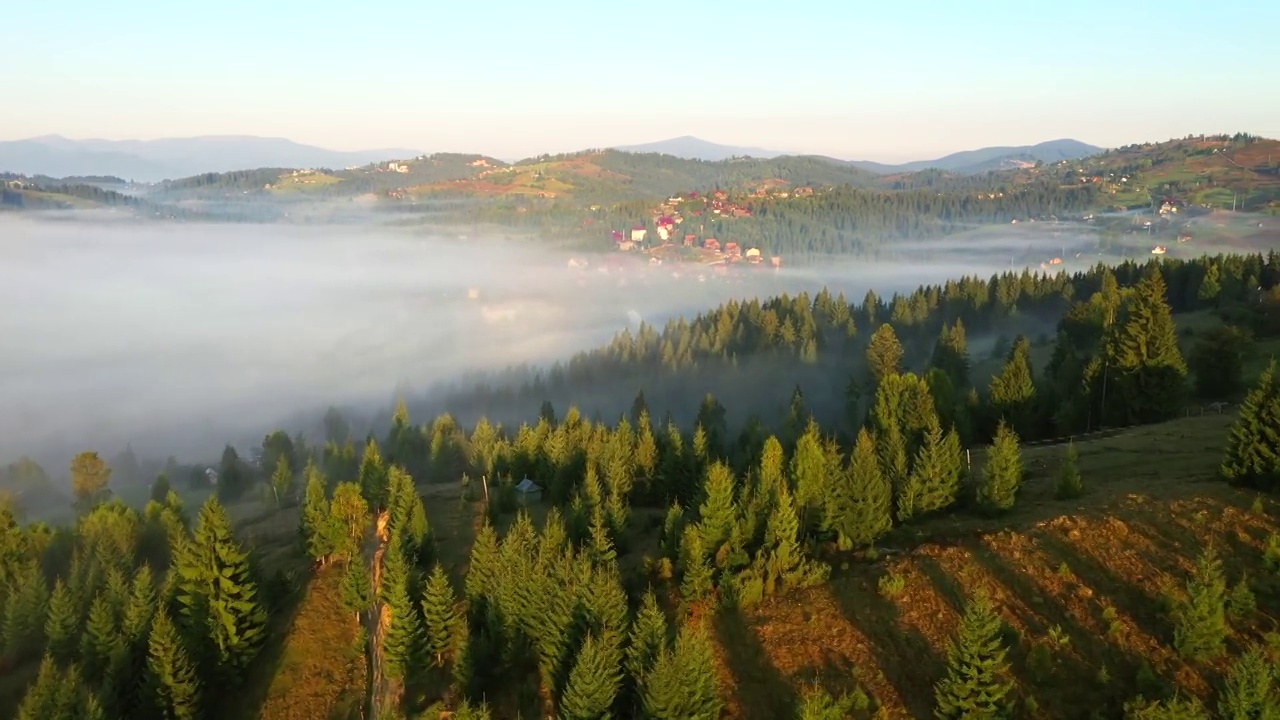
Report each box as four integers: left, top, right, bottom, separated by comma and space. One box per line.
300, 461, 335, 564
866, 323, 904, 386
15, 654, 61, 720
145, 608, 202, 720
829, 428, 893, 548
760, 485, 829, 593
1056, 440, 1084, 500
558, 631, 624, 720
697, 461, 737, 556
464, 521, 501, 601
1218, 644, 1280, 720
174, 496, 267, 680
380, 537, 424, 680
796, 683, 858, 720
1220, 361, 1280, 491
790, 420, 828, 534
340, 552, 373, 623
640, 624, 722, 720
989, 335, 1037, 437
2, 559, 48, 659
933, 590, 1014, 720
1105, 269, 1188, 425
421, 563, 458, 668
1173, 545, 1228, 661
679, 526, 714, 603
82, 592, 122, 682
44, 577, 80, 662
270, 455, 293, 508
901, 422, 962, 521
931, 319, 972, 390
978, 421, 1023, 513
358, 438, 389, 510
626, 591, 669, 691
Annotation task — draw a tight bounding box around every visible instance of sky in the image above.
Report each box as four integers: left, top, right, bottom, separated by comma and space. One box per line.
2, 0, 1278, 162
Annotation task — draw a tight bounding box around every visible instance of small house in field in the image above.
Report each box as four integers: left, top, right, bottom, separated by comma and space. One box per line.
684, 234, 697, 247
704, 238, 721, 252
1151, 245, 1168, 255
631, 225, 647, 243
515, 477, 542, 503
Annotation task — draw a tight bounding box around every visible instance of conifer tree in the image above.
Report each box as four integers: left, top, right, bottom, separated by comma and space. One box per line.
15, 654, 61, 720
329, 481, 369, 561
866, 323, 904, 386
174, 496, 266, 680
760, 485, 829, 594
270, 455, 293, 508
1220, 361, 1280, 491
680, 526, 715, 603
300, 461, 336, 564
559, 631, 624, 720
358, 438, 389, 510
989, 335, 1037, 437
1173, 545, 1228, 661
790, 420, 828, 533
421, 563, 458, 668
640, 624, 723, 720
697, 461, 737, 555
1056, 440, 1084, 500
829, 428, 893, 548
464, 521, 501, 602
931, 319, 971, 389
44, 577, 79, 662
626, 591, 668, 690
978, 421, 1023, 513
380, 537, 424, 680
1105, 269, 1188, 424
900, 422, 962, 522
82, 592, 121, 682
933, 590, 1014, 720
145, 608, 202, 720
2, 559, 48, 659
796, 683, 858, 720
340, 551, 373, 624
1218, 644, 1280, 720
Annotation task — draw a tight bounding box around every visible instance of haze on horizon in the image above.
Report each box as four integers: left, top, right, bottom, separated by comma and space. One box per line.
2, 0, 1278, 162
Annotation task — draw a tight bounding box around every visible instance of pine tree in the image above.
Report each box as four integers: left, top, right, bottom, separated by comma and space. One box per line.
790, 420, 828, 534
1220, 361, 1280, 491
1173, 545, 1228, 661
1105, 269, 1188, 425
300, 461, 336, 564
640, 624, 722, 720
866, 323, 904, 386
358, 438, 389, 510
174, 496, 267, 680
796, 683, 859, 720
989, 335, 1037, 437
1218, 644, 1280, 720
44, 577, 80, 662
558, 631, 624, 720
1125, 694, 1211, 719
829, 428, 893, 548
679, 526, 715, 603
901, 422, 962, 521
464, 521, 501, 601
978, 421, 1023, 513
145, 608, 202, 720
82, 592, 122, 682
1198, 262, 1222, 307
421, 563, 458, 667
697, 461, 737, 556
15, 654, 60, 720
933, 590, 1014, 720
329, 481, 369, 561
626, 591, 668, 690
340, 552, 373, 623
1055, 440, 1084, 500
270, 455, 293, 508
2, 559, 48, 659
381, 537, 424, 680
760, 485, 829, 594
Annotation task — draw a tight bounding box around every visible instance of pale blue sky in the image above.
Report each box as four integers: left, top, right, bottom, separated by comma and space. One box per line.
2, 0, 1277, 161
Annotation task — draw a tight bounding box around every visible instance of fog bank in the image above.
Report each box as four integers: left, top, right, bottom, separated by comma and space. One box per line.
1, 213, 1099, 471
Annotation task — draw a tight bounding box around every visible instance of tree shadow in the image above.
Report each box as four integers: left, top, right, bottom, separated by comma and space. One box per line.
1036, 533, 1172, 657
222, 565, 315, 720
964, 540, 1137, 718
714, 604, 798, 720
830, 570, 945, 719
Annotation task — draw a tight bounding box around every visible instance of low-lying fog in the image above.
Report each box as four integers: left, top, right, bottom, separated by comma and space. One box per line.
0, 213, 1102, 471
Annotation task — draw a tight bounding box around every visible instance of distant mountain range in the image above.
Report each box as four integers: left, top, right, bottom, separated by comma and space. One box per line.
0, 135, 422, 183
612, 136, 1104, 174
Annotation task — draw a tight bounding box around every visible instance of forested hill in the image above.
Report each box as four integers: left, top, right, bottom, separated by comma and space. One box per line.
430, 251, 1280, 447
0, 180, 195, 219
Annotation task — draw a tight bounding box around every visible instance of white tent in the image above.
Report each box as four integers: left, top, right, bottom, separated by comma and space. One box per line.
515, 477, 542, 503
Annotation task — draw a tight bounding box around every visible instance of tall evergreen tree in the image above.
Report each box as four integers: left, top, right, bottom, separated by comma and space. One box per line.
760, 485, 829, 593
421, 563, 458, 668
640, 625, 722, 720
380, 537, 424, 680
1218, 644, 1280, 720
933, 590, 1014, 720
15, 654, 61, 720
1173, 545, 1228, 661
1220, 361, 1280, 491
866, 323, 904, 386
1105, 270, 1188, 424
989, 335, 1037, 437
790, 420, 828, 534
558, 631, 625, 720
697, 461, 737, 556
931, 319, 972, 389
173, 496, 267, 681
900, 422, 962, 522
978, 421, 1023, 513
340, 552, 373, 623
828, 428, 893, 548
1056, 440, 1084, 500
358, 439, 389, 510
82, 592, 121, 682
145, 608, 202, 720
44, 577, 80, 662
300, 461, 336, 564
2, 559, 48, 659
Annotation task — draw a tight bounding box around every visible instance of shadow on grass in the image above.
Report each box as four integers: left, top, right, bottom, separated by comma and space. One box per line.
830, 571, 944, 719
965, 540, 1136, 718
221, 565, 315, 720
1037, 533, 1171, 645
714, 604, 798, 720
